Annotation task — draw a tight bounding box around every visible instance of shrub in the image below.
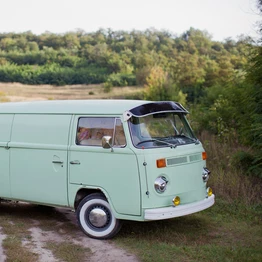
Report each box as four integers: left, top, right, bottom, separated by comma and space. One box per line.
103, 82, 112, 93
231, 151, 255, 175
105, 73, 136, 87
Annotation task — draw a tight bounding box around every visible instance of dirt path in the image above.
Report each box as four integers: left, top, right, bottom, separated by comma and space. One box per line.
0, 204, 139, 262
51, 208, 138, 262
0, 227, 7, 261
24, 226, 137, 262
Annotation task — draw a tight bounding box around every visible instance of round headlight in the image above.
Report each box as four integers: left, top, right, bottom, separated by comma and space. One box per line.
154, 176, 168, 193
202, 167, 210, 182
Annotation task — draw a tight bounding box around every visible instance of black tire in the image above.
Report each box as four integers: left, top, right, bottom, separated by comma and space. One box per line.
76, 193, 122, 239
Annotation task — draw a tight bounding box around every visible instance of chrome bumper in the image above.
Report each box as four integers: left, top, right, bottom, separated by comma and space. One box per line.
144, 194, 215, 220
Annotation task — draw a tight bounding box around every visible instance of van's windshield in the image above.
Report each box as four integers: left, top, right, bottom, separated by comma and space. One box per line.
128, 113, 198, 148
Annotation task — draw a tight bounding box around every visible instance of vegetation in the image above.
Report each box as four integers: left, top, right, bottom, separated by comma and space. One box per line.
0, 27, 249, 91
0, 1, 261, 261
114, 131, 261, 261
0, 24, 259, 173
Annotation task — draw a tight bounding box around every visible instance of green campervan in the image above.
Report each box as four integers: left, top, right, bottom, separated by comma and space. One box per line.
0, 100, 214, 239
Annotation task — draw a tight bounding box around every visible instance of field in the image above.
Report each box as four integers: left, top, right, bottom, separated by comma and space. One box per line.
0, 82, 143, 102
0, 83, 261, 262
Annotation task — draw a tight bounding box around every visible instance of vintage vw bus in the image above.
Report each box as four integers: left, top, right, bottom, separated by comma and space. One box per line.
0, 100, 214, 239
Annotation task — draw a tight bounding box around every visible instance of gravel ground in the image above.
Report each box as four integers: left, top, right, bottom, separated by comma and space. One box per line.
0, 205, 138, 262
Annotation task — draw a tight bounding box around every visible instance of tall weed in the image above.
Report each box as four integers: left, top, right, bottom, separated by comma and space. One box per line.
0, 91, 9, 102
200, 131, 262, 205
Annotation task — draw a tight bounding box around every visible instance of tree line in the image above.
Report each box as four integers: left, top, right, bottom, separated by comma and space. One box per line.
0, 27, 249, 92
0, 17, 261, 176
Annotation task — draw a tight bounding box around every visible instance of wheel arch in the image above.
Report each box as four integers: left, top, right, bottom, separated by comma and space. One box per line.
74, 188, 114, 211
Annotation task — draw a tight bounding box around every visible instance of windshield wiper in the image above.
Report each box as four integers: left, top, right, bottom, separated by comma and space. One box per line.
136, 139, 156, 146
155, 138, 177, 148
178, 135, 200, 144
136, 138, 177, 148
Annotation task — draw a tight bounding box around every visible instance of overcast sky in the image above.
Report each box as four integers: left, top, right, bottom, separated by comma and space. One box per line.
0, 0, 260, 41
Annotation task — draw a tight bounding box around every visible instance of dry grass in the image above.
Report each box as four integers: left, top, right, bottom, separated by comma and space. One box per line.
3, 236, 39, 262
0, 91, 10, 102
45, 242, 91, 262
114, 132, 262, 262
199, 131, 262, 205
0, 82, 143, 102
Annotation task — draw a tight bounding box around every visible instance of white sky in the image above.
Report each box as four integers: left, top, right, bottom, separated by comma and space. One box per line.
0, 0, 260, 41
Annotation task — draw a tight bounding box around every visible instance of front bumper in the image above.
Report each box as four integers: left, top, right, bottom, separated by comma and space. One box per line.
144, 194, 215, 220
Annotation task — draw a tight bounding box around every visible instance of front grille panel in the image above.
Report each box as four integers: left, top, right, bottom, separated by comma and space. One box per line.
166, 154, 202, 166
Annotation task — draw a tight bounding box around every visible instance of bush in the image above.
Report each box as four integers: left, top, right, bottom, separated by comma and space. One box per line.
231, 150, 262, 178
103, 81, 112, 93
0, 63, 108, 85
231, 151, 255, 173
105, 73, 136, 87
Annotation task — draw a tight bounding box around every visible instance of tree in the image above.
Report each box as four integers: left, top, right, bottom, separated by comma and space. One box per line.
144, 66, 186, 104
242, 0, 262, 171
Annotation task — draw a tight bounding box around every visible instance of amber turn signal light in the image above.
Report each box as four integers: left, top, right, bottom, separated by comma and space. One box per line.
202, 152, 207, 160
156, 158, 166, 168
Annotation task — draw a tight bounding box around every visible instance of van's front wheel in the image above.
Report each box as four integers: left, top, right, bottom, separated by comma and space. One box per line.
76, 193, 122, 239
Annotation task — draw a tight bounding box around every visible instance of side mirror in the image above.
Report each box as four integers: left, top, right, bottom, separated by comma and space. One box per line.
102, 136, 113, 150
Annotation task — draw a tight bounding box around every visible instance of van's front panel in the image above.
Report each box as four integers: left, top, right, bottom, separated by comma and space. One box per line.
136, 145, 208, 209
126, 104, 214, 220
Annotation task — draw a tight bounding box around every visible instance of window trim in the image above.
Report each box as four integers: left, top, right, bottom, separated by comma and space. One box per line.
75, 116, 126, 148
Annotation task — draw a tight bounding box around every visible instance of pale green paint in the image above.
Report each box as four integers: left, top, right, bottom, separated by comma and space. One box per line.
133, 144, 207, 210
69, 146, 141, 215
0, 114, 13, 141
10, 114, 71, 146
0, 100, 211, 222
0, 114, 13, 197
0, 100, 147, 115
9, 114, 71, 205
68, 115, 141, 216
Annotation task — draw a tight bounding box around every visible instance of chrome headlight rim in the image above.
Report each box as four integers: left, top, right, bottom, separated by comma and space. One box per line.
154, 176, 168, 194
202, 167, 211, 182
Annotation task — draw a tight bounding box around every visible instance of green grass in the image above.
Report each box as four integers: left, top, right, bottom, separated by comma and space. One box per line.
112, 133, 262, 262
45, 242, 91, 262
0, 203, 40, 262
113, 199, 262, 262
113, 134, 262, 262
3, 236, 39, 262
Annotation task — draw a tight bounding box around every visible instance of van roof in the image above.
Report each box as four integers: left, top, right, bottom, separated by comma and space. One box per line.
0, 100, 188, 116
0, 100, 148, 115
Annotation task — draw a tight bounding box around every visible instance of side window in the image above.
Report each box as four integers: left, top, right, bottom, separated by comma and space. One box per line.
114, 118, 126, 147
76, 117, 126, 147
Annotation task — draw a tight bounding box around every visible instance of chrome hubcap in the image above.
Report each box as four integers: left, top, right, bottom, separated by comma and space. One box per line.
89, 208, 108, 228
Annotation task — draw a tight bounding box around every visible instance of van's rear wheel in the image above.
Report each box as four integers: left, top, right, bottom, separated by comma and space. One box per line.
76, 193, 122, 239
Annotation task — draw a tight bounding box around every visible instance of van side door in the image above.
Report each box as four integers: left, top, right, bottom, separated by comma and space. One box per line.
9, 114, 71, 206
0, 114, 14, 198
69, 116, 141, 216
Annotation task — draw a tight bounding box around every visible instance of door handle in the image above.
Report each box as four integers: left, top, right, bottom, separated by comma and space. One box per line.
52, 160, 64, 164
70, 160, 81, 165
